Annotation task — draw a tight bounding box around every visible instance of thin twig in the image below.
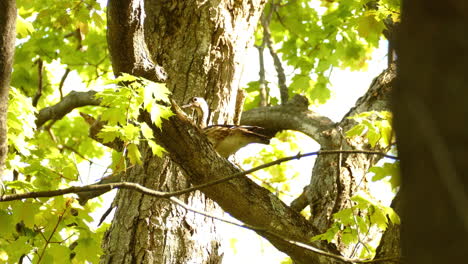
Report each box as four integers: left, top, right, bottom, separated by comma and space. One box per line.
256, 43, 268, 107
58, 68, 71, 100
0, 149, 397, 202
32, 59, 44, 107
262, 1, 289, 104
37, 208, 67, 263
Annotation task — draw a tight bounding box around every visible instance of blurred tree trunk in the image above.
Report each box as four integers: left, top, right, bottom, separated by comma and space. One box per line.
101, 0, 265, 263
394, 0, 468, 263
0, 0, 16, 178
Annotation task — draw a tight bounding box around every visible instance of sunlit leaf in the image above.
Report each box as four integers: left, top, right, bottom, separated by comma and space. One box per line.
127, 143, 142, 165
16, 14, 35, 38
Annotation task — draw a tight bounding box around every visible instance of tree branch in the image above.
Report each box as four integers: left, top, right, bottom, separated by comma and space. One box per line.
241, 94, 334, 144
107, 0, 166, 82
261, 2, 289, 104
73, 148, 395, 205
1, 146, 399, 203
0, 0, 16, 177
141, 101, 399, 263
170, 196, 400, 264
32, 59, 43, 107
36, 90, 101, 128
255, 43, 268, 107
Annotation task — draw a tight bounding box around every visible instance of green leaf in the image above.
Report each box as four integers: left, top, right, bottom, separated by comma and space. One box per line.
48, 244, 71, 262
369, 162, 400, 190
13, 201, 42, 228
0, 210, 15, 235
385, 206, 401, 225
122, 124, 140, 141
365, 124, 380, 147
16, 15, 35, 38
97, 126, 122, 143
113, 72, 139, 83
370, 205, 388, 229
333, 208, 354, 225
150, 105, 174, 128
356, 216, 369, 234
4, 236, 34, 261
5, 180, 35, 191
148, 141, 166, 158
311, 223, 340, 243
127, 143, 142, 165
341, 227, 358, 245
145, 82, 171, 103
310, 74, 331, 103
140, 123, 154, 139
289, 75, 313, 93
351, 193, 373, 210
346, 124, 366, 137
101, 107, 127, 126
356, 14, 385, 46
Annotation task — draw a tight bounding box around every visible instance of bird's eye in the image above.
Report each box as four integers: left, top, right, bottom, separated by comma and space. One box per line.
193, 97, 198, 102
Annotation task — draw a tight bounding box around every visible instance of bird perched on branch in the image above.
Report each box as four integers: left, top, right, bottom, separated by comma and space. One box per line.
182, 97, 272, 158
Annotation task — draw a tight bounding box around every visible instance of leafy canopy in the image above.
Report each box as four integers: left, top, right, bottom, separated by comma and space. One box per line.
244, 0, 400, 108
2, 1, 172, 263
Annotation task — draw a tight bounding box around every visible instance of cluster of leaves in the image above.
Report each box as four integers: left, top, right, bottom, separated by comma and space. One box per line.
0, 197, 107, 263
346, 110, 393, 148
3, 77, 108, 264
369, 161, 400, 192
242, 131, 313, 204
346, 110, 399, 190
306, 110, 399, 258
312, 192, 400, 259
95, 74, 173, 167
0, 1, 116, 263
13, 0, 110, 99
246, 0, 400, 106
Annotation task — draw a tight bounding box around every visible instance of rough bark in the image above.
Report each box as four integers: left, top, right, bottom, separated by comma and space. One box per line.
307, 66, 395, 255
142, 108, 341, 263
241, 94, 335, 144
394, 0, 468, 263
101, 0, 266, 263
0, 0, 16, 178
241, 65, 398, 257
35, 91, 100, 128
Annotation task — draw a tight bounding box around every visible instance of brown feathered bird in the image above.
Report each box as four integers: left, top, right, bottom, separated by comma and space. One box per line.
182, 97, 272, 158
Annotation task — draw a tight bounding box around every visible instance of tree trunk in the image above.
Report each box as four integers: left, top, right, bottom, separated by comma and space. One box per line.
0, 0, 16, 178
394, 0, 468, 263
101, 0, 265, 263
307, 65, 396, 256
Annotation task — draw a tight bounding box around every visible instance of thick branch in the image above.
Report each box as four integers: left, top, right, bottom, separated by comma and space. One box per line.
241, 94, 334, 145
146, 105, 342, 264
36, 90, 100, 128
107, 0, 166, 82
